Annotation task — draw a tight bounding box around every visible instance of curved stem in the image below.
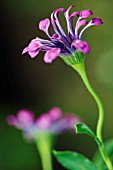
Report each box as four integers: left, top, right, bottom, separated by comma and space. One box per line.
72, 60, 103, 141
35, 133, 53, 170
72, 60, 113, 170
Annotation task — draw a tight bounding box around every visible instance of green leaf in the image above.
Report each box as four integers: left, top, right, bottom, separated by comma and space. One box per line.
75, 123, 103, 148
92, 139, 113, 169
53, 150, 100, 170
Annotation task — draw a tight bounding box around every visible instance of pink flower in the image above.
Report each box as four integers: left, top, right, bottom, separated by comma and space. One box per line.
22, 5, 103, 63
7, 107, 81, 140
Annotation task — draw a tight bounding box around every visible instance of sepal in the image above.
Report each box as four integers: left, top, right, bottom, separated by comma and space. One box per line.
61, 51, 85, 66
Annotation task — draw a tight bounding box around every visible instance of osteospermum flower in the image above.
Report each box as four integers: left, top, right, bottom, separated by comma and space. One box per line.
7, 107, 81, 141
22, 5, 103, 64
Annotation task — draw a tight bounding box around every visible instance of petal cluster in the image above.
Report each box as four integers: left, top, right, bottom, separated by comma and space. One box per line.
7, 107, 81, 141
22, 5, 103, 63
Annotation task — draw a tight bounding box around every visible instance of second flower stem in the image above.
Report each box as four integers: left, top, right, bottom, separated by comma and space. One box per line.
35, 133, 53, 170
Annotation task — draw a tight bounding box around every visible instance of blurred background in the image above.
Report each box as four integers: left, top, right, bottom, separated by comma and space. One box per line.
0, 0, 113, 169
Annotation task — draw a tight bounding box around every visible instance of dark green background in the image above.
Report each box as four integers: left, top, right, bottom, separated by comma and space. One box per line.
0, 0, 113, 169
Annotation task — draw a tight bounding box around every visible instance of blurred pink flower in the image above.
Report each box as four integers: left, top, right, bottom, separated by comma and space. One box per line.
7, 107, 81, 141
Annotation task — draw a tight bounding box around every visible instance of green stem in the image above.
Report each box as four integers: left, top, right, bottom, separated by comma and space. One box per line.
35, 133, 53, 170
72, 61, 103, 141
101, 146, 113, 170
72, 60, 113, 170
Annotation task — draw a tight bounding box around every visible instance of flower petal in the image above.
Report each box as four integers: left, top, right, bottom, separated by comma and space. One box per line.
64, 5, 79, 39
64, 5, 74, 17
77, 20, 88, 29
53, 8, 69, 40
36, 113, 51, 129
51, 33, 60, 39
79, 18, 103, 39
39, 18, 50, 34
49, 107, 62, 120
22, 39, 43, 58
22, 47, 28, 54
80, 10, 93, 18
28, 50, 40, 58
17, 109, 34, 127
72, 39, 90, 54
44, 48, 60, 63
70, 12, 79, 18
28, 40, 41, 51
91, 18, 103, 26
7, 115, 17, 126
75, 19, 88, 38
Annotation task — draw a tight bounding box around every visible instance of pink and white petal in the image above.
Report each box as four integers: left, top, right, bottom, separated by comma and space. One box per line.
77, 20, 88, 29
80, 10, 93, 18
28, 40, 42, 51
44, 48, 60, 63
39, 18, 50, 32
64, 5, 74, 17
70, 12, 79, 18
28, 50, 40, 58
72, 39, 90, 54
91, 18, 103, 26
22, 47, 28, 54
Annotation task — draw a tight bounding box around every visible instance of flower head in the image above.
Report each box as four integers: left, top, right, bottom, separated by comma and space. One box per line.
22, 5, 103, 64
7, 107, 81, 141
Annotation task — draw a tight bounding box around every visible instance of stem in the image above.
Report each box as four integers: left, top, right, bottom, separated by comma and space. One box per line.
101, 146, 113, 170
72, 60, 113, 170
35, 133, 53, 170
72, 61, 103, 141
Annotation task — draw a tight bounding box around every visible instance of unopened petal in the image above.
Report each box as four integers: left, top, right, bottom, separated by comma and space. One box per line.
70, 11, 79, 18
72, 39, 90, 54
77, 20, 88, 29
39, 18, 50, 32
91, 18, 103, 26
44, 48, 60, 63
80, 10, 93, 18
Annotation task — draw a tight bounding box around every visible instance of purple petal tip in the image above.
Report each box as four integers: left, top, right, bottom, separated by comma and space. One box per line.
92, 18, 103, 26
80, 10, 93, 18
72, 39, 90, 54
